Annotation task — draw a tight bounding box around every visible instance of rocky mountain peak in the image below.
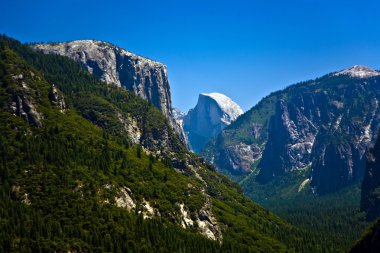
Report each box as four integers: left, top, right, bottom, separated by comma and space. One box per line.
32, 40, 172, 118
203, 67, 380, 194
199, 92, 243, 125
183, 92, 243, 153
334, 65, 380, 78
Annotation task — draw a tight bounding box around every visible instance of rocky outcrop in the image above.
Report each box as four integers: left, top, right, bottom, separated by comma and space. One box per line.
115, 187, 136, 212
195, 195, 223, 241
361, 132, 380, 220
116, 112, 142, 144
113, 184, 222, 241
8, 73, 43, 127
215, 143, 262, 174
183, 93, 243, 153
49, 84, 66, 112
172, 108, 189, 148
10, 94, 43, 127
177, 199, 222, 241
32, 40, 172, 118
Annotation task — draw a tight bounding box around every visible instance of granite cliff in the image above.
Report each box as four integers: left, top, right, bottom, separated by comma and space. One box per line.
33, 40, 172, 118
183, 93, 243, 153
204, 66, 380, 194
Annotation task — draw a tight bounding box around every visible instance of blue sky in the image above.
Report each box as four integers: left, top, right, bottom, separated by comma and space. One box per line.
2, 0, 380, 112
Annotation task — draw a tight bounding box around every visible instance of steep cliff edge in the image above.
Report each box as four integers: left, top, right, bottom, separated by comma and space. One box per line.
32, 40, 172, 118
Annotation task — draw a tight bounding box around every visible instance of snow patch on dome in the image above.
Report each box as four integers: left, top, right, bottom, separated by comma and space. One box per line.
200, 92, 243, 125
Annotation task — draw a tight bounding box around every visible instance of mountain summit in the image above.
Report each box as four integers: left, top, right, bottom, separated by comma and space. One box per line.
200, 93, 244, 125
183, 92, 243, 153
32, 40, 173, 118
334, 65, 380, 78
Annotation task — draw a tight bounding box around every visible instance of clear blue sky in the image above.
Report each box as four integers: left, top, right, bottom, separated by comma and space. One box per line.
2, 0, 380, 112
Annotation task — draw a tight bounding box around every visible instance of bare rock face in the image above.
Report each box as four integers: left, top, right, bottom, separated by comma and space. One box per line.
183, 93, 243, 153
116, 112, 142, 144
172, 108, 190, 148
258, 83, 380, 193
258, 99, 318, 182
114, 187, 136, 212
310, 139, 359, 194
204, 66, 380, 194
10, 95, 43, 127
32, 40, 172, 118
8, 73, 43, 127
195, 196, 223, 241
49, 84, 66, 112
216, 143, 261, 174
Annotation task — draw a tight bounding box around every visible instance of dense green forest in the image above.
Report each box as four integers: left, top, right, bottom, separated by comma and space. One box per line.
350, 216, 380, 252
0, 35, 330, 252
241, 168, 369, 253
2, 35, 377, 253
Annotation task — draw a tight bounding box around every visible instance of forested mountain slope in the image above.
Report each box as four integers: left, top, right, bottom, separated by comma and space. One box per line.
203, 66, 380, 194
201, 65, 380, 253
350, 219, 380, 253
0, 35, 322, 252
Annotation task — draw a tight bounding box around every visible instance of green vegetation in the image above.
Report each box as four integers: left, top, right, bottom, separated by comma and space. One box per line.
241, 170, 369, 253
350, 218, 380, 253
201, 59, 380, 252
0, 35, 329, 252
0, 41, 212, 252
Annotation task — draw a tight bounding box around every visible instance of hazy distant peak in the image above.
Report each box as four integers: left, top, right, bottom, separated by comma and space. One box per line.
172, 108, 186, 120
334, 65, 380, 78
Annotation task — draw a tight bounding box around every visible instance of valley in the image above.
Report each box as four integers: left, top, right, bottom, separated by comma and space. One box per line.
0, 35, 319, 252
200, 65, 380, 252
1, 26, 380, 253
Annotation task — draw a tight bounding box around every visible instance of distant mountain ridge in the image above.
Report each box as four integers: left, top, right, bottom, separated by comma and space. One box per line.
203, 66, 380, 194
